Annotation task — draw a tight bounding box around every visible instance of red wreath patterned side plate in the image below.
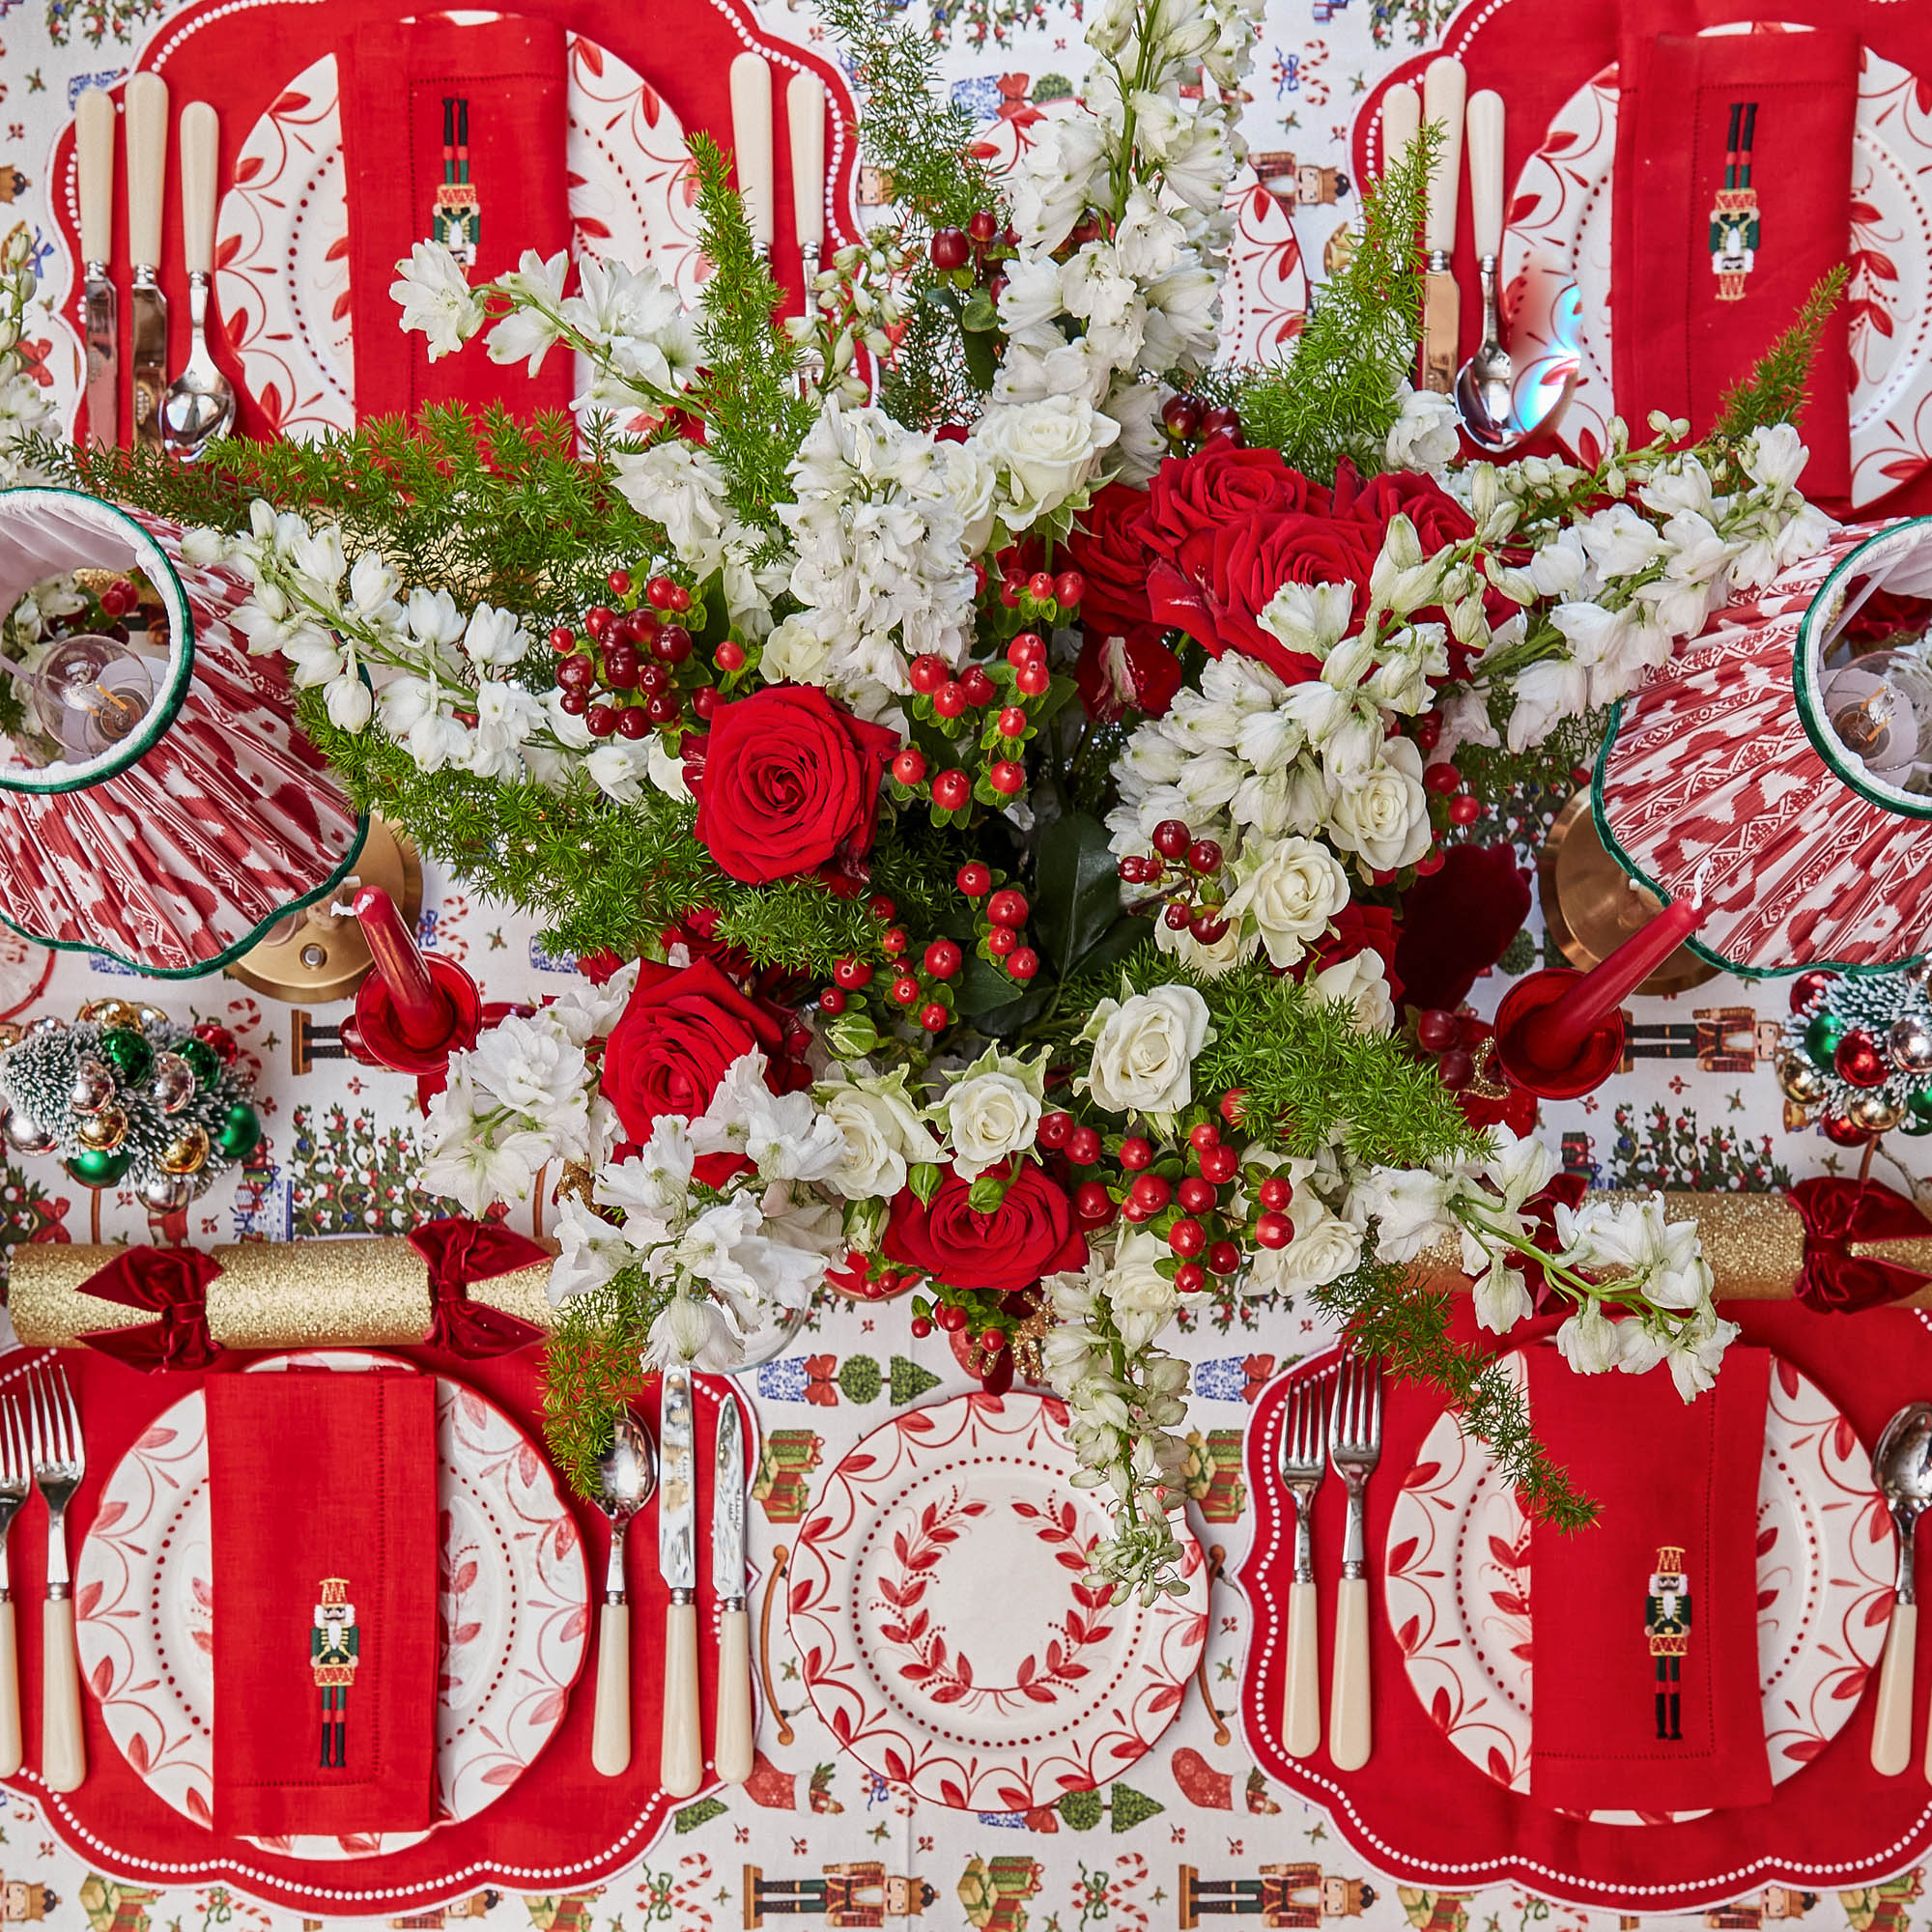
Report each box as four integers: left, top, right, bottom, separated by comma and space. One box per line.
787, 1392, 1208, 1810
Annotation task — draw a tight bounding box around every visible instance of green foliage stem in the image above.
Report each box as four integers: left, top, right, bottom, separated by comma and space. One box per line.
1713, 266, 1848, 441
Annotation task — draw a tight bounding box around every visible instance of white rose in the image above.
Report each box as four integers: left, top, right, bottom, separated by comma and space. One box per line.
1222, 836, 1351, 970
819, 1077, 939, 1201
940, 439, 1001, 554
1081, 985, 1212, 1116
974, 395, 1121, 529
943, 1071, 1042, 1181
1252, 1202, 1361, 1293
1151, 910, 1259, 976
1326, 739, 1431, 871
1311, 950, 1394, 1035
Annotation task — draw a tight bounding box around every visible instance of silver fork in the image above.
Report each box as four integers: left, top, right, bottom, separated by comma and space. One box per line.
1327, 1351, 1382, 1773
0, 1396, 29, 1777
1279, 1379, 1326, 1758
29, 1363, 86, 1792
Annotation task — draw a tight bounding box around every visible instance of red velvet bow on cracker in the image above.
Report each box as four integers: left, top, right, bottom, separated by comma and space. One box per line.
78, 1244, 224, 1371
1790, 1178, 1932, 1313
409, 1216, 549, 1357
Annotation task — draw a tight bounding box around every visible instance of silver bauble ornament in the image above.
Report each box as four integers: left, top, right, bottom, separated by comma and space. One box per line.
137, 1171, 193, 1212
24, 1016, 64, 1038
1892, 1014, 1932, 1074
1907, 958, 1932, 988
0, 1108, 55, 1154
147, 1051, 195, 1115
1850, 1091, 1907, 1133
68, 1056, 116, 1116
1777, 1053, 1829, 1104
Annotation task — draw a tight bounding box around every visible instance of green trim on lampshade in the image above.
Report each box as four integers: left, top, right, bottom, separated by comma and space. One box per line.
0, 487, 196, 796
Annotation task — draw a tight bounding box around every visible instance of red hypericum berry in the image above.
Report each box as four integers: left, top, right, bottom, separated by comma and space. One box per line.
1423, 761, 1462, 795
880, 925, 909, 956
833, 957, 873, 990
937, 1301, 969, 1332
585, 703, 618, 737
997, 705, 1028, 739
1015, 662, 1051, 696
1187, 1121, 1221, 1152
893, 749, 927, 785
1220, 1089, 1248, 1124
1066, 1126, 1102, 1165
1186, 838, 1223, 875
910, 654, 948, 694
924, 939, 962, 979
1255, 1210, 1293, 1249
1199, 1143, 1238, 1185
910, 1314, 936, 1340
1129, 1173, 1172, 1214
1414, 713, 1442, 751
1437, 1047, 1476, 1091
715, 639, 747, 672
646, 691, 683, 725
1190, 909, 1231, 944
1028, 571, 1056, 601
616, 705, 651, 740
557, 689, 588, 715
585, 605, 615, 637
1413, 848, 1445, 876
691, 685, 719, 721
933, 681, 968, 720
998, 578, 1023, 609
637, 660, 669, 694
1178, 1176, 1215, 1213
978, 1325, 1005, 1353
1169, 1217, 1206, 1257
666, 582, 691, 613
1161, 394, 1204, 439
968, 209, 999, 243
623, 608, 658, 644
960, 665, 997, 707
1151, 818, 1191, 860
646, 574, 676, 609
1258, 1176, 1293, 1211
1163, 902, 1194, 931
933, 769, 972, 810
654, 623, 693, 665
1119, 1136, 1153, 1171
548, 624, 577, 653
1037, 1111, 1073, 1149
1200, 405, 1241, 440
957, 861, 992, 897
608, 568, 633, 596
601, 643, 640, 689
1119, 855, 1149, 885
872, 889, 896, 915
556, 653, 597, 690
1207, 1239, 1242, 1275
1417, 1008, 1462, 1052
930, 226, 970, 270
818, 986, 847, 1014
919, 1002, 950, 1033
1007, 631, 1046, 667
987, 924, 1019, 956
1175, 1261, 1207, 1293
1054, 569, 1086, 607
1075, 1179, 1115, 1222
889, 974, 921, 1007
1007, 947, 1039, 980
988, 889, 1029, 928
1447, 794, 1482, 827
989, 760, 1026, 795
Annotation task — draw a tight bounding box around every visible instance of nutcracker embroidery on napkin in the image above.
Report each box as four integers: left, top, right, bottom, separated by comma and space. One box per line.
1709, 101, 1760, 301
1646, 1545, 1691, 1740
433, 98, 480, 267
312, 1577, 360, 1768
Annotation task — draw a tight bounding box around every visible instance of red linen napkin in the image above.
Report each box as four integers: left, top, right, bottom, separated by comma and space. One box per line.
1610, 28, 1857, 498
1525, 1340, 1773, 1815
207, 1369, 439, 1838
339, 14, 575, 424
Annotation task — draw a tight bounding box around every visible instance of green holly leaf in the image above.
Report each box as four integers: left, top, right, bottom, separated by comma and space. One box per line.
1033, 809, 1124, 979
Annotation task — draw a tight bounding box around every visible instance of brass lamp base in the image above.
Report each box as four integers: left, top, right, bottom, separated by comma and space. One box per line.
1538, 791, 1719, 997
224, 819, 423, 1006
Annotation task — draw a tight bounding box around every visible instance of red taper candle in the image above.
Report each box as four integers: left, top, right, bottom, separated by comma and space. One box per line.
352, 885, 451, 1051
1522, 897, 1704, 1066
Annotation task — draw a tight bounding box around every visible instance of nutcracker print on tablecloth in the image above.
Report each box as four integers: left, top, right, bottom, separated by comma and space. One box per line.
1711, 101, 1761, 300
312, 1576, 359, 1768
433, 99, 480, 267
1647, 1545, 1691, 1741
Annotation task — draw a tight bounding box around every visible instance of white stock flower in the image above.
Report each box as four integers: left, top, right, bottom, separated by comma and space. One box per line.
1350, 1165, 1454, 1261
1384, 384, 1462, 473
463, 604, 527, 668
323, 672, 372, 731
1554, 1299, 1621, 1375
1080, 985, 1212, 1116
486, 247, 569, 374
1471, 1262, 1532, 1335
645, 1293, 742, 1371
390, 242, 486, 357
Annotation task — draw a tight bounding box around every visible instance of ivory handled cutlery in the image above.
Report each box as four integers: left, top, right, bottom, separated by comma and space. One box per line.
659, 1362, 704, 1798
713, 1394, 753, 1785
75, 88, 117, 451
1420, 56, 1467, 397
125, 71, 169, 450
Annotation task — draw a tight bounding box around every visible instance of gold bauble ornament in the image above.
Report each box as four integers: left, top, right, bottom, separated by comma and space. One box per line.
132, 1004, 169, 1032
74, 1105, 128, 1152
0, 1023, 22, 1053
77, 998, 139, 1032
1776, 1053, 1829, 1104
1849, 1091, 1906, 1133
157, 1122, 211, 1176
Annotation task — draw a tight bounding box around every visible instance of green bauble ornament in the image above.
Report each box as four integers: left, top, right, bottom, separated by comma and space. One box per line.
65, 1146, 133, 1188
1908, 1089, 1932, 1136
178, 1037, 222, 1087
215, 1102, 261, 1160
98, 1026, 154, 1085
1804, 1011, 1848, 1066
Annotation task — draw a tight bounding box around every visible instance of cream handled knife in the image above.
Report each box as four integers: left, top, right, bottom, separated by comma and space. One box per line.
788, 71, 827, 288
1420, 56, 1466, 396
729, 53, 775, 256
712, 1394, 753, 1785
124, 71, 169, 449
659, 1363, 705, 1798
75, 87, 117, 451
1379, 80, 1420, 177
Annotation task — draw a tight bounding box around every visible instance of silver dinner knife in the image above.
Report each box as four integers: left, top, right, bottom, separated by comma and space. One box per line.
659, 1363, 704, 1797
74, 87, 117, 449
712, 1395, 753, 1784
125, 71, 169, 450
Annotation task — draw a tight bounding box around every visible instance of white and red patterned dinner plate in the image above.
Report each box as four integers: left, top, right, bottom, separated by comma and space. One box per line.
1386, 1350, 1894, 1824
213, 33, 705, 440
75, 1351, 588, 1861
787, 1391, 1208, 1810
1502, 28, 1932, 506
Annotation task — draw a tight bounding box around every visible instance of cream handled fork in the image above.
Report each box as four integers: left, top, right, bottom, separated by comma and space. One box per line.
0, 1399, 29, 1778
1278, 1381, 1325, 1759
1327, 1353, 1382, 1774
29, 1363, 85, 1793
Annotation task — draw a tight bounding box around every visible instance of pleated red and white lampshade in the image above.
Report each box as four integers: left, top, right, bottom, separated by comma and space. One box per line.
0, 488, 364, 975
1595, 518, 1932, 974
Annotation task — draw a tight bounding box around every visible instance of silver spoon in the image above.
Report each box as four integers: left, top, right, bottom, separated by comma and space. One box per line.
589, 1409, 658, 1776
1453, 89, 1519, 452
1870, 1402, 1932, 1776
159, 102, 235, 463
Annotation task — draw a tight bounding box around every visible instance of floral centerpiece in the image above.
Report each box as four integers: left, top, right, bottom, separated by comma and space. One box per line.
9, 0, 1839, 1595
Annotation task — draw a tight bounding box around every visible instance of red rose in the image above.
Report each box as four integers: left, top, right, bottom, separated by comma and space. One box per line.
691, 686, 898, 885
1144, 445, 1331, 559
1065, 482, 1157, 639
883, 1163, 1087, 1294
602, 958, 789, 1143
1308, 902, 1404, 1005
1150, 512, 1380, 685
1076, 627, 1183, 724
1339, 469, 1477, 553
